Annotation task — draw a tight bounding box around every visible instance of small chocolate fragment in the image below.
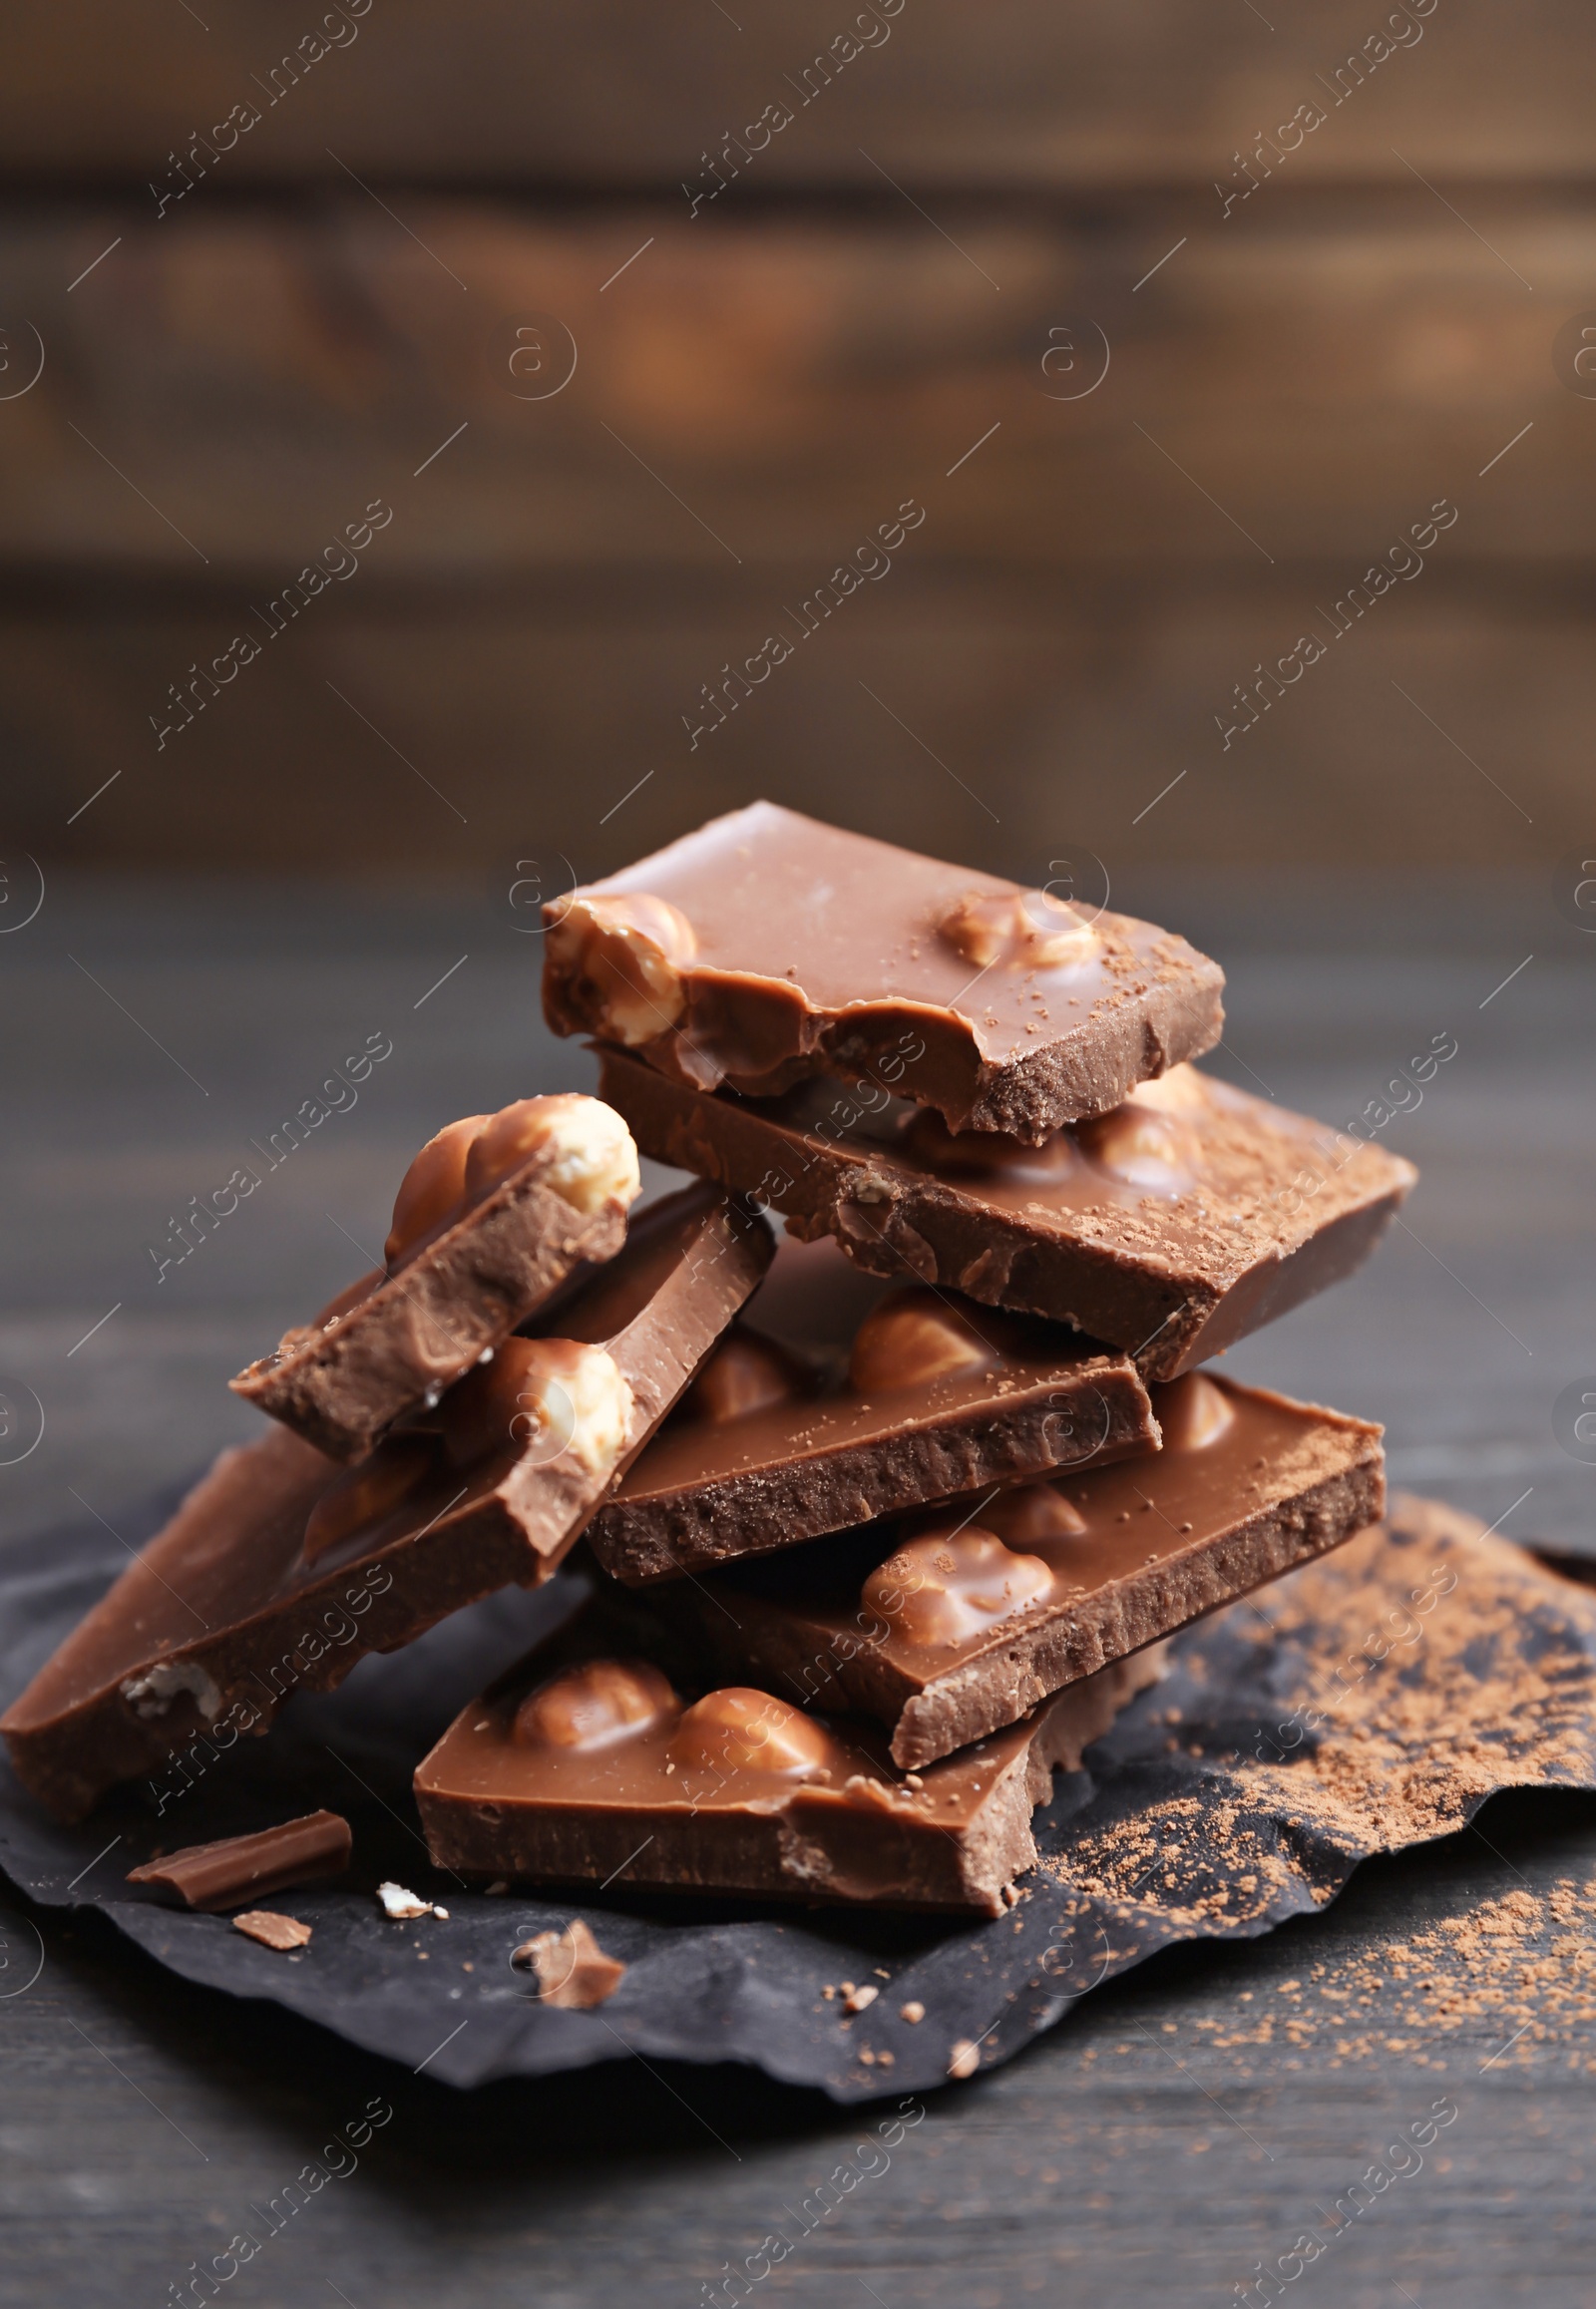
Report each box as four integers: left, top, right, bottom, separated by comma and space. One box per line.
231, 1094, 642, 1463
232, 1910, 312, 1951
587, 1269, 1158, 1585
512, 1917, 626, 2007
415, 1615, 1163, 1917
544, 803, 1224, 1139
598, 1047, 1416, 1382
126, 1810, 351, 1912
661, 1373, 1383, 1767
2, 1186, 772, 1820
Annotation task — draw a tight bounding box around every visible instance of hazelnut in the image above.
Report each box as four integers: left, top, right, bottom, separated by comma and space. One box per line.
678, 1323, 813, 1425
385, 1114, 489, 1266
937, 889, 1099, 971
1074, 1100, 1199, 1196
849, 1287, 1000, 1393
983, 1481, 1089, 1545
545, 891, 697, 1046
464, 1093, 639, 1215
441, 1337, 631, 1475
1151, 1372, 1236, 1453
667, 1689, 833, 1777
516, 1660, 677, 1751
862, 1524, 1052, 1648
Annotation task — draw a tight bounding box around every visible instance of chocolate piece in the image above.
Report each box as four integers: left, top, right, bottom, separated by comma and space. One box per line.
125, 1809, 351, 1911
663, 1373, 1384, 1767
598, 1047, 1416, 1382
414, 1622, 1163, 1916
512, 1917, 627, 2007
2, 1187, 772, 1820
543, 803, 1224, 1139
587, 1271, 1158, 1585
232, 1911, 313, 1951
230, 1094, 642, 1462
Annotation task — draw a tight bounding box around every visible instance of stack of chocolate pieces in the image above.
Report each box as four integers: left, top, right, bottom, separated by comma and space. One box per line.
3, 804, 1414, 1928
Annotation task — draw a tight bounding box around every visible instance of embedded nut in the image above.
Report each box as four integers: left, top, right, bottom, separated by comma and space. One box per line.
441, 1337, 632, 1475
667, 1689, 833, 1777
515, 1660, 678, 1751
849, 1287, 1001, 1393
937, 889, 1099, 970
1074, 1099, 1199, 1196
301, 1434, 438, 1565
1151, 1371, 1236, 1453
983, 1481, 1089, 1545
464, 1092, 640, 1215
545, 891, 698, 1046
863, 1524, 1053, 1649
385, 1114, 489, 1266
678, 1323, 813, 1425
898, 1105, 1083, 1188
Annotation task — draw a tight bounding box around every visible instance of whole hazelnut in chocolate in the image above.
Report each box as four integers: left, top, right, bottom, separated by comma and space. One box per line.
678, 1323, 813, 1425
516, 1660, 678, 1750
544, 891, 698, 1046
668, 1689, 832, 1777
463, 1092, 639, 1214
302, 1434, 438, 1565
1151, 1371, 1235, 1452
863, 1525, 1052, 1648
384, 1114, 489, 1267
983, 1481, 1089, 1546
937, 888, 1099, 971
1074, 1099, 1199, 1197
896, 1105, 1083, 1188
443, 1337, 632, 1475
848, 1287, 1001, 1394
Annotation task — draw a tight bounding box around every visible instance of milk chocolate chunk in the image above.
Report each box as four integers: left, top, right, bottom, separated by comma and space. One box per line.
585, 1276, 1158, 1586
414, 1622, 1162, 1917
543, 803, 1224, 1139
665, 1374, 1384, 1768
230, 1094, 642, 1463
2, 1187, 772, 1820
598, 1047, 1416, 1382
125, 1810, 351, 1911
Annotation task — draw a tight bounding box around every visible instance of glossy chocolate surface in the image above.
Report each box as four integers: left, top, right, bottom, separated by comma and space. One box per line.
543, 803, 1224, 1138
585, 1250, 1158, 1585
414, 1615, 1162, 1915
598, 1048, 1416, 1381
126, 1810, 351, 1911
669, 1373, 1385, 1766
230, 1093, 641, 1463
3, 1187, 772, 1820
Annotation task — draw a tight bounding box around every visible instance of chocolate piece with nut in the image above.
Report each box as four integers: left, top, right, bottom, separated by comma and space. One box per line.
598, 1047, 1415, 1381
586, 1256, 1158, 1585
3, 1186, 772, 1820
231, 1093, 643, 1462
415, 1614, 1163, 1917
661, 1373, 1384, 1767
543, 802, 1224, 1140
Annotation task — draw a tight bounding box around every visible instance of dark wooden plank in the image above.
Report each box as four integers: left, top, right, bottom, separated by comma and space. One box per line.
1, 0, 1591, 187
0, 200, 1587, 578
0, 574, 1583, 874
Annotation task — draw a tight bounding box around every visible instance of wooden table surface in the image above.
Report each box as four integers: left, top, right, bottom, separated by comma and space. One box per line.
1, 869, 1593, 2307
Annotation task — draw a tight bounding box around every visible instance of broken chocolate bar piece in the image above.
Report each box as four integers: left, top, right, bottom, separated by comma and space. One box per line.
544, 803, 1224, 1140
586, 1273, 1158, 1586
415, 1619, 1163, 1916
662, 1373, 1383, 1767
598, 1047, 1416, 1382
230, 1093, 642, 1462
126, 1809, 351, 1911
3, 1186, 772, 1820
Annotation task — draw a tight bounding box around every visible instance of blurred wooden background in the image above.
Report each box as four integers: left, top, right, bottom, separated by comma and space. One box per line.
1, 0, 1592, 885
